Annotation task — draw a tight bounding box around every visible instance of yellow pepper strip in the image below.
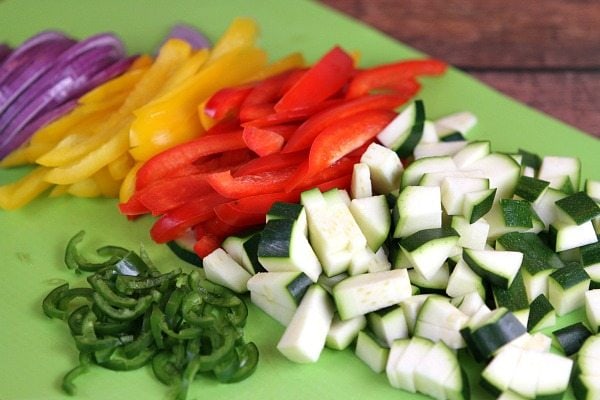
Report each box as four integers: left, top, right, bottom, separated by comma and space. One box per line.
107, 153, 135, 181
43, 123, 129, 185
150, 49, 209, 101
66, 177, 102, 198
42, 39, 194, 184
79, 66, 148, 105
93, 167, 121, 197
247, 51, 305, 81
48, 184, 68, 198
129, 46, 268, 161
207, 17, 259, 63
0, 167, 52, 210
119, 161, 143, 203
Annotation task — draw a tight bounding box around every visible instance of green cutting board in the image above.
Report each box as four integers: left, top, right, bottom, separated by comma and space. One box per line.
0, 1, 598, 399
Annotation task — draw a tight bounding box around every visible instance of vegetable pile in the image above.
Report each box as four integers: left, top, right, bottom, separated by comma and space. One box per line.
43, 231, 257, 400
0, 18, 304, 208
184, 100, 600, 400
0, 31, 132, 159
118, 46, 446, 258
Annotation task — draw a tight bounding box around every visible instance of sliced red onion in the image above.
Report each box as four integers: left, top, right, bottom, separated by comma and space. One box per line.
83, 55, 136, 90
161, 24, 211, 50
1, 99, 78, 156
0, 40, 75, 114
0, 44, 11, 66
0, 33, 127, 159
0, 31, 74, 85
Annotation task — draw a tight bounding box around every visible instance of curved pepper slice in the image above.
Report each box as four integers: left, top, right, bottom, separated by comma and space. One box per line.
133, 130, 246, 190
282, 93, 410, 153
242, 126, 285, 156
274, 46, 354, 112
287, 109, 396, 190
205, 167, 297, 199
345, 58, 447, 99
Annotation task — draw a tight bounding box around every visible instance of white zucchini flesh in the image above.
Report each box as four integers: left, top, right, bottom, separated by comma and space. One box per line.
401, 156, 457, 188
537, 155, 581, 192
440, 176, 489, 215
349, 194, 391, 252
385, 339, 410, 389
450, 215, 489, 250
359, 142, 403, 194
277, 285, 335, 363
413, 141, 468, 159
467, 152, 521, 200
386, 336, 434, 393
333, 269, 412, 320
414, 341, 459, 400
452, 140, 491, 169
326, 313, 367, 350
434, 111, 478, 137
250, 291, 296, 326
368, 306, 409, 347
454, 292, 487, 317
400, 294, 441, 335
584, 289, 600, 333
354, 330, 389, 373
446, 258, 484, 299
550, 219, 598, 252
203, 248, 252, 293
351, 162, 372, 199
393, 185, 442, 238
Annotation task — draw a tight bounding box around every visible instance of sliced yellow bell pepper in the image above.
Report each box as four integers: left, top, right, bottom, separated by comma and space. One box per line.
207, 17, 259, 63
107, 153, 135, 181
129, 46, 268, 160
0, 167, 52, 210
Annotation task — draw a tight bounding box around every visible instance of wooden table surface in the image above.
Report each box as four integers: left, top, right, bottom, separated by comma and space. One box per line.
320, 0, 600, 139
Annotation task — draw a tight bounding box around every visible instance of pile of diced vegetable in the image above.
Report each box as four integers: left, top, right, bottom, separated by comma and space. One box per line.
2, 16, 600, 400
194, 101, 600, 400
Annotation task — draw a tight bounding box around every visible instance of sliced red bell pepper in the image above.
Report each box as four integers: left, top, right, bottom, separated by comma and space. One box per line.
287, 109, 396, 190
194, 216, 242, 239
238, 69, 299, 121
232, 150, 307, 176
282, 93, 410, 153
202, 118, 243, 136
206, 167, 297, 199
150, 192, 227, 243
242, 98, 342, 128
135, 173, 213, 216
193, 234, 222, 258
134, 130, 246, 190
345, 59, 447, 99
118, 194, 150, 216
274, 46, 354, 112
203, 84, 254, 121
242, 126, 285, 156
214, 173, 353, 228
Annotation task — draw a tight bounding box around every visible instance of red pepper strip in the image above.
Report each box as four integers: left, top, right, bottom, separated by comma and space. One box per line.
232, 150, 307, 176
193, 234, 222, 258
214, 191, 301, 227
119, 195, 150, 216
203, 84, 254, 121
274, 46, 354, 113
242, 126, 285, 156
287, 109, 396, 191
150, 192, 228, 243
202, 118, 243, 136
134, 130, 246, 190
282, 93, 410, 153
242, 98, 343, 128
205, 167, 297, 199
345, 59, 447, 99
297, 154, 360, 191
213, 173, 352, 228
136, 174, 213, 216
194, 217, 242, 240
238, 103, 275, 122
238, 69, 299, 121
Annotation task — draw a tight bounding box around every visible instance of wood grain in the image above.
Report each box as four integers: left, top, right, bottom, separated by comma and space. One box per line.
320, 0, 600, 137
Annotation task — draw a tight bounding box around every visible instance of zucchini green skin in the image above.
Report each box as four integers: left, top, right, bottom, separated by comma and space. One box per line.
491, 271, 528, 312
527, 294, 555, 332
555, 191, 600, 225
396, 100, 426, 158
267, 202, 304, 221
514, 175, 549, 202
497, 232, 564, 275
400, 227, 459, 252
243, 232, 266, 274
461, 310, 526, 362
552, 322, 592, 356
517, 148, 542, 170
468, 188, 496, 223
166, 240, 202, 267
549, 264, 590, 290
501, 199, 534, 228
258, 219, 295, 258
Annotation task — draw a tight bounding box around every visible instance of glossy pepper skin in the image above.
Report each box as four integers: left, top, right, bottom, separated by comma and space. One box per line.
120, 44, 446, 260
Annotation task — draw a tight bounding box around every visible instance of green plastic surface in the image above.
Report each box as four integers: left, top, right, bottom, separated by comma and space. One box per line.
0, 1, 598, 399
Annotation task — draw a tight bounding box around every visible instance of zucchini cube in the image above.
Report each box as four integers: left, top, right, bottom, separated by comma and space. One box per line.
548, 264, 590, 316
